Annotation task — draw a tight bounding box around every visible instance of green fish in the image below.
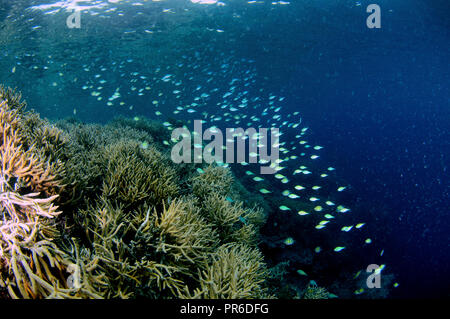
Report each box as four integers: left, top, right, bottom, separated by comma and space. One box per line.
354, 288, 364, 295
341, 226, 353, 232
238, 216, 247, 225
283, 237, 295, 245
336, 205, 350, 213
353, 270, 362, 279
282, 190, 290, 196
140, 141, 149, 150
296, 269, 307, 276
226, 196, 234, 203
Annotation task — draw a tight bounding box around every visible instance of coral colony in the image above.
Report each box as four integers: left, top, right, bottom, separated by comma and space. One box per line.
0, 86, 271, 298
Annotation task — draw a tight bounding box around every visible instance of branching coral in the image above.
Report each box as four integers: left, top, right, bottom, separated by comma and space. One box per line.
154, 198, 218, 268
0, 237, 103, 299
192, 165, 233, 199
101, 140, 178, 208
200, 193, 264, 246
76, 197, 189, 298
109, 116, 171, 149
0, 96, 88, 299
182, 243, 269, 299
302, 282, 330, 299
0, 86, 273, 300
20, 115, 68, 166
0, 86, 26, 111
0, 107, 62, 196
52, 120, 157, 206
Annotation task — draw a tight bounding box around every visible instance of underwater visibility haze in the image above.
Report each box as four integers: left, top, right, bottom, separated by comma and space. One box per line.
0, 0, 448, 299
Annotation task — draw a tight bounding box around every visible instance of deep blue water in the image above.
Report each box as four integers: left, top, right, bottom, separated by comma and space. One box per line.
0, 0, 448, 298
220, 0, 450, 297
277, 0, 450, 298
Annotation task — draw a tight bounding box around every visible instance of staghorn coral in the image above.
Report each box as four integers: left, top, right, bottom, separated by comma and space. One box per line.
0, 107, 62, 196
0, 99, 63, 218
75, 197, 194, 298
192, 165, 233, 199
0, 236, 103, 299
0, 86, 273, 299
109, 116, 169, 148
153, 198, 218, 268
0, 86, 26, 111
101, 140, 179, 208
302, 282, 330, 299
181, 243, 269, 299
76, 198, 161, 298
0, 96, 98, 299
52, 119, 157, 207
19, 113, 69, 166
200, 193, 264, 246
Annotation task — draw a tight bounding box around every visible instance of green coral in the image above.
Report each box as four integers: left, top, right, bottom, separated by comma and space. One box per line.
200, 193, 264, 246
182, 243, 270, 299
192, 165, 233, 199
0, 86, 272, 299
302, 282, 330, 299
101, 140, 179, 208
0, 88, 98, 299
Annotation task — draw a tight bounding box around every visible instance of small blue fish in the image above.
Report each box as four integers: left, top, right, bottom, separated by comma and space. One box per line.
238, 216, 247, 225
226, 196, 234, 203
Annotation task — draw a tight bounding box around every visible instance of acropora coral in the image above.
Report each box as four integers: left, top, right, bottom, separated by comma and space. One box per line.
0, 86, 98, 298
0, 85, 271, 299
302, 281, 330, 299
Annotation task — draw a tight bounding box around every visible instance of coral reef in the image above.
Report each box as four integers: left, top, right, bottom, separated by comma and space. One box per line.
0, 86, 271, 299
181, 243, 269, 299
192, 166, 233, 199
301, 281, 330, 299
200, 193, 264, 246
101, 140, 179, 208
0, 86, 98, 298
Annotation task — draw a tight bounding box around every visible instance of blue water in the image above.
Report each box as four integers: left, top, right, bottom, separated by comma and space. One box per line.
237, 0, 450, 298
0, 0, 449, 298
280, 0, 450, 298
